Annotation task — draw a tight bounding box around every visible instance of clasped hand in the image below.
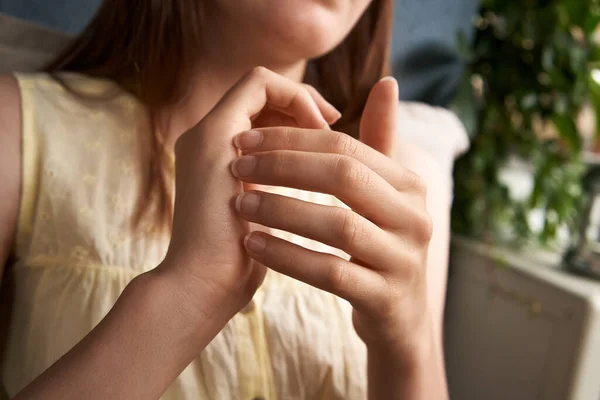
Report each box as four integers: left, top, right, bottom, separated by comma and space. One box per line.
163, 67, 434, 360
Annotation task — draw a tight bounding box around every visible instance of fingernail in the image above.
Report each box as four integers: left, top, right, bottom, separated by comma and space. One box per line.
234, 130, 263, 150
327, 110, 342, 125
245, 233, 266, 254
379, 76, 397, 83
231, 156, 256, 177
235, 192, 261, 215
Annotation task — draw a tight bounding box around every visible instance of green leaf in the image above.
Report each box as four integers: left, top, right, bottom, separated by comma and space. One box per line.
589, 44, 600, 63
552, 114, 580, 154
553, 94, 569, 115
584, 13, 600, 33
451, 0, 588, 247
542, 47, 555, 70
450, 71, 479, 139
588, 74, 600, 136
569, 46, 587, 72
456, 31, 475, 61
562, 0, 589, 26
521, 93, 538, 110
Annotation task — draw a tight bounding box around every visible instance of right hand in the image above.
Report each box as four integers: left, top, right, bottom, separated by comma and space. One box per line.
157, 67, 340, 327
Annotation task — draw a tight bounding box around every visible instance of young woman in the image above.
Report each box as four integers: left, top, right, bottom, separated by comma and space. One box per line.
0, 0, 467, 398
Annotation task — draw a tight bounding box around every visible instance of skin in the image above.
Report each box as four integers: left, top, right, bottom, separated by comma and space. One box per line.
167, 0, 372, 136
203, 0, 370, 61
0, 1, 450, 398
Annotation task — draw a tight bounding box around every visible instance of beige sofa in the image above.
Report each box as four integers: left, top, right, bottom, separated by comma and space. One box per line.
0, 13, 71, 73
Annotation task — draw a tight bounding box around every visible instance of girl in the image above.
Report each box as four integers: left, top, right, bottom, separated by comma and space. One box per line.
0, 0, 466, 398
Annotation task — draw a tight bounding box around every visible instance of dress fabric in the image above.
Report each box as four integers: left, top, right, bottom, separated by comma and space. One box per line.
1, 73, 367, 400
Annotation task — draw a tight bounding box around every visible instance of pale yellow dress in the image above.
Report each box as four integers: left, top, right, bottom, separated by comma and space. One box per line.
0, 73, 367, 400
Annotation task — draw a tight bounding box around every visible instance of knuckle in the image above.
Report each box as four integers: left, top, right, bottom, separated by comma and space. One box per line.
298, 86, 314, 104
418, 210, 434, 243
248, 66, 270, 81
302, 84, 322, 101
405, 251, 423, 279
391, 251, 421, 289
407, 172, 428, 197
288, 87, 312, 112
372, 275, 400, 318
281, 126, 296, 149
404, 206, 433, 244
327, 258, 350, 294
331, 131, 361, 158
335, 156, 370, 190
332, 208, 360, 247
409, 206, 433, 244
299, 83, 312, 94
302, 83, 317, 94
301, 83, 322, 100
269, 152, 288, 177
279, 241, 297, 268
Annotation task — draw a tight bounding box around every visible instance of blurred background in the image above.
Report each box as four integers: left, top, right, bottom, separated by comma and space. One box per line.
444, 2, 600, 399
1, 0, 600, 398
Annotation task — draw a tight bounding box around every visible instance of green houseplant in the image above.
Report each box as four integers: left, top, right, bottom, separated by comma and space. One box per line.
452, 0, 600, 246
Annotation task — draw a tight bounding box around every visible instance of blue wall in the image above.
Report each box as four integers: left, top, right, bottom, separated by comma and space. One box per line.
0, 0, 100, 34
392, 0, 479, 105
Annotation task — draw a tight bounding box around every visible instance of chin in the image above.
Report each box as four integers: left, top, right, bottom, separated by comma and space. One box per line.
258, 1, 363, 60
271, 11, 353, 59
212, 0, 370, 62
286, 27, 346, 59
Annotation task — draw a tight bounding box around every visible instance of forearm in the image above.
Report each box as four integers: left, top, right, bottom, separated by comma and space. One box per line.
385, 139, 451, 399
367, 322, 449, 400
394, 137, 450, 335
15, 270, 220, 400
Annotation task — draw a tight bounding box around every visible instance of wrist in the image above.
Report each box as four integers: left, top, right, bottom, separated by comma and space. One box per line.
367, 318, 448, 400
366, 308, 438, 371
367, 325, 434, 372
129, 268, 225, 352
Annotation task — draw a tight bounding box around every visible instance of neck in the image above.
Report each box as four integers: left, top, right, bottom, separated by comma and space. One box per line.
165, 51, 307, 146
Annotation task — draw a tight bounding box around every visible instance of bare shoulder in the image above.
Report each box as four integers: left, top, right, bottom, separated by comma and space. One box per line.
0, 74, 21, 134
0, 74, 23, 269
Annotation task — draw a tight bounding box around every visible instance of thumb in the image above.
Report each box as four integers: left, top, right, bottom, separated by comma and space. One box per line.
360, 76, 399, 157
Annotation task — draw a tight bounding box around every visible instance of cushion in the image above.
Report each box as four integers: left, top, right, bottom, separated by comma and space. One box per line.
0, 12, 72, 73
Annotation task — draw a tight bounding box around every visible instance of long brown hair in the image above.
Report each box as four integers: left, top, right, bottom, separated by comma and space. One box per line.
45, 0, 393, 232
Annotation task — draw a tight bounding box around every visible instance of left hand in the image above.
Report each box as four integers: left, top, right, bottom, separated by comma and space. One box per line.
230, 77, 434, 358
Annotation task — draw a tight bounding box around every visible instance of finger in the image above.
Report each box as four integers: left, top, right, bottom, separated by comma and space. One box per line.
234, 127, 424, 194
302, 84, 342, 125
213, 66, 330, 131
243, 231, 386, 311
251, 85, 340, 127
252, 108, 299, 129
360, 77, 398, 157
235, 191, 401, 270
231, 151, 420, 229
